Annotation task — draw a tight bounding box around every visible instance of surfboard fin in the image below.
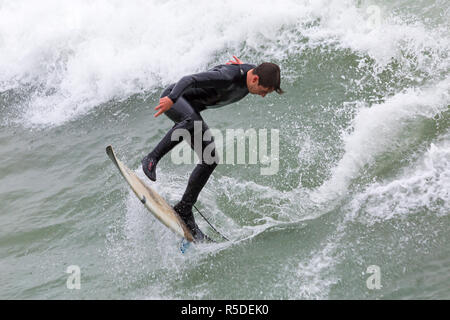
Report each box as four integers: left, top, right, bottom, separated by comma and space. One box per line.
180, 239, 191, 253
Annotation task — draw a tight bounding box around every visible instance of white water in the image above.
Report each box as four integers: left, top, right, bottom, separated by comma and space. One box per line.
313, 77, 450, 201
346, 131, 450, 225
1, 0, 448, 127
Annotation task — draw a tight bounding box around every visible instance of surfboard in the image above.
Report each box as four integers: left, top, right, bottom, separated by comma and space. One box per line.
106, 145, 195, 244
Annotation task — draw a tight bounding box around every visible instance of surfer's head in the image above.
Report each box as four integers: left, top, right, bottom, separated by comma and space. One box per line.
247, 62, 284, 97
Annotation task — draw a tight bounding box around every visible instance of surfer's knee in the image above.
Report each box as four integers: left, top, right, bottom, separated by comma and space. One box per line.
171, 112, 203, 135
172, 116, 195, 131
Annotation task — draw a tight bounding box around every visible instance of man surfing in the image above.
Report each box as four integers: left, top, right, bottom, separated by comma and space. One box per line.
142, 56, 283, 241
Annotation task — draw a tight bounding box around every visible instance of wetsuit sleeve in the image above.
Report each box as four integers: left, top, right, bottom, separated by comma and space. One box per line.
167, 68, 237, 102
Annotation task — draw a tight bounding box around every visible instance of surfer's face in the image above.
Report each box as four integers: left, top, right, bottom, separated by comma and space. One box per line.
252, 84, 273, 97
247, 71, 274, 97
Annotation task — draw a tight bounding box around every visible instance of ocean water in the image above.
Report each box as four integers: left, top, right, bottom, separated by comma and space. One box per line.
0, 0, 449, 299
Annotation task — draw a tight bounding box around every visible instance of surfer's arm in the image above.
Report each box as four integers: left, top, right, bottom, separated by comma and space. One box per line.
154, 96, 174, 117
154, 69, 234, 117
154, 70, 233, 117
166, 68, 236, 103
226, 55, 243, 65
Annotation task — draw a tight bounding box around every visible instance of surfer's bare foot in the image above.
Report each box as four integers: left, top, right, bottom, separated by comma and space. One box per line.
142, 155, 157, 181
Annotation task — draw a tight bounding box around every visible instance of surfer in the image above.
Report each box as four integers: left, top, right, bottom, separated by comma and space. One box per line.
142, 56, 283, 241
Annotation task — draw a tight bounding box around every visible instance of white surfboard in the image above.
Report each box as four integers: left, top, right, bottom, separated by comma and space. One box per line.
106, 145, 195, 243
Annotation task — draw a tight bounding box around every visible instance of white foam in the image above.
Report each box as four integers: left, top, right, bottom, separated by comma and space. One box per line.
1, 0, 448, 127
288, 239, 341, 299
346, 132, 450, 224
312, 77, 450, 202
0, 0, 305, 126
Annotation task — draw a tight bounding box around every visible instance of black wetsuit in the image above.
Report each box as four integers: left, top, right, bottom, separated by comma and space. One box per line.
147, 63, 255, 210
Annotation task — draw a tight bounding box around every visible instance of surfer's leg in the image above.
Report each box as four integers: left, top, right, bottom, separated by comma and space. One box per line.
181, 121, 219, 207
174, 120, 219, 240
142, 96, 201, 181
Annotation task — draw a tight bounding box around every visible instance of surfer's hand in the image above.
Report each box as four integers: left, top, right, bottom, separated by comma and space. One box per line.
226, 55, 243, 65
154, 97, 174, 117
